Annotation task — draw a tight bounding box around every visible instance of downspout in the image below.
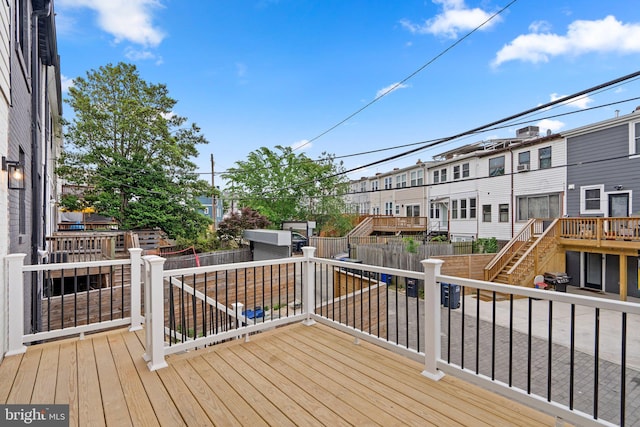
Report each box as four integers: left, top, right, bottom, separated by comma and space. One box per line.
30, 0, 52, 334
30, 0, 52, 264
510, 147, 514, 238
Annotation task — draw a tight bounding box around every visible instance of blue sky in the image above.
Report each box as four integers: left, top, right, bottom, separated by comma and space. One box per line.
55, 0, 640, 184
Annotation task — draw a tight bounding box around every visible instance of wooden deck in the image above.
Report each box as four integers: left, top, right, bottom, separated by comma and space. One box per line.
0, 323, 558, 426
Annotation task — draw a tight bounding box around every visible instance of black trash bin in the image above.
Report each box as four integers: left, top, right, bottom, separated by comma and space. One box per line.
442, 283, 461, 309
406, 278, 419, 298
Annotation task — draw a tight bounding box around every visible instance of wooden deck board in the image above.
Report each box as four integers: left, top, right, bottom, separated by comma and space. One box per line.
0, 353, 23, 403
6, 347, 41, 404
56, 342, 79, 427
32, 345, 59, 403
106, 333, 160, 427
251, 334, 395, 426
122, 331, 185, 427
0, 323, 560, 426
93, 335, 133, 427
77, 338, 105, 427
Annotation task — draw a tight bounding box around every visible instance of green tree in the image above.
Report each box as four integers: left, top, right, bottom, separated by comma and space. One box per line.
222, 146, 349, 226
58, 62, 211, 239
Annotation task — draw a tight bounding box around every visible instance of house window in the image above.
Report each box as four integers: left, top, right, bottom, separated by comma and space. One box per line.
410, 170, 423, 186
406, 205, 420, 217
372, 206, 380, 215
489, 156, 505, 176
440, 169, 447, 182
460, 199, 467, 219
539, 147, 551, 169
16, 0, 30, 66
395, 204, 400, 215
385, 202, 393, 215
451, 200, 458, 219
633, 122, 640, 156
469, 198, 476, 219
482, 205, 491, 222
360, 182, 367, 192
462, 163, 470, 178
371, 180, 378, 191
433, 170, 440, 184
384, 177, 393, 189
580, 186, 604, 214
518, 194, 561, 220
395, 174, 407, 188
518, 151, 530, 169
499, 204, 509, 222
430, 203, 440, 219
453, 165, 460, 180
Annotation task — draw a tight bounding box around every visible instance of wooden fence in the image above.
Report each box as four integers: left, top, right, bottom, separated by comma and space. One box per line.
162, 248, 252, 270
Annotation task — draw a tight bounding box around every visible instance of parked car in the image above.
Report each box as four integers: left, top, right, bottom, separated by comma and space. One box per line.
291, 232, 308, 253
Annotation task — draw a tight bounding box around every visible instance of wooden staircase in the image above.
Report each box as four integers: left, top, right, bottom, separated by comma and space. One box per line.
493, 237, 537, 284
485, 219, 561, 287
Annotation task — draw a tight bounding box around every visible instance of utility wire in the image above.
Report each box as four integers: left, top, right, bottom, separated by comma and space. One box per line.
291, 0, 519, 152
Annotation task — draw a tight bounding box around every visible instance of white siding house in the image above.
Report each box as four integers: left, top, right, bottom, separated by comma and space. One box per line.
427, 128, 566, 242
0, 0, 10, 363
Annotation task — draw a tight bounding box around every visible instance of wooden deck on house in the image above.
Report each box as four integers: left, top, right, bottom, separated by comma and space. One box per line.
0, 323, 558, 426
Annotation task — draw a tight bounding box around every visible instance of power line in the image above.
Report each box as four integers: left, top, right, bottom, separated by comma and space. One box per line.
291, 0, 520, 152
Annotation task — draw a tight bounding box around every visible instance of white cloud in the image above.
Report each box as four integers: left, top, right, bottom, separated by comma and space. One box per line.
493, 15, 640, 67
61, 74, 74, 92
528, 20, 551, 33
400, 0, 501, 39
58, 0, 165, 47
375, 82, 409, 99
291, 139, 311, 151
549, 93, 593, 110
537, 119, 565, 133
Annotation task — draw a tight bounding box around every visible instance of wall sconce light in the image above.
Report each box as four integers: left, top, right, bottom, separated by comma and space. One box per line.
2, 156, 25, 190
614, 185, 624, 191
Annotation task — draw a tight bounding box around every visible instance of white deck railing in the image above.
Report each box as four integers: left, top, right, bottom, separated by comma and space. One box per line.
4, 246, 638, 426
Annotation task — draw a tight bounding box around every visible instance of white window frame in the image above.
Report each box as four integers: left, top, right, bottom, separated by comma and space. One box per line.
410, 170, 423, 187
462, 163, 470, 178
630, 121, 640, 158
385, 201, 393, 215
433, 170, 440, 184
371, 180, 379, 191
384, 177, 393, 190
453, 165, 460, 180
580, 185, 605, 215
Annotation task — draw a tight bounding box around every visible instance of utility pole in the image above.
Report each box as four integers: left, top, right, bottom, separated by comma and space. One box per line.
211, 154, 216, 230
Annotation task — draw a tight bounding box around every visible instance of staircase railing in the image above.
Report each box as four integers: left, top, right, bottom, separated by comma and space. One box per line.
507, 218, 559, 286
484, 219, 536, 282
347, 216, 374, 237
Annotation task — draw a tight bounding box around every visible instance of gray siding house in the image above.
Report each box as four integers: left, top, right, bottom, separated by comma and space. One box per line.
7, 0, 62, 333
564, 108, 640, 297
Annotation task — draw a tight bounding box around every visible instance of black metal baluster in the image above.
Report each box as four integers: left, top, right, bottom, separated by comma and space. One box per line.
621, 312, 627, 426
570, 304, 575, 409
461, 285, 466, 369
492, 291, 496, 380
476, 288, 480, 375
509, 294, 513, 387
594, 307, 600, 420
528, 297, 532, 394
547, 300, 553, 401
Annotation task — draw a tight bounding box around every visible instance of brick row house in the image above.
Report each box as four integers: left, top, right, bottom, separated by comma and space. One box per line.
1, 0, 62, 356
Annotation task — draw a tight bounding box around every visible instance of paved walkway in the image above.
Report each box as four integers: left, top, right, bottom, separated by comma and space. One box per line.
385, 290, 640, 426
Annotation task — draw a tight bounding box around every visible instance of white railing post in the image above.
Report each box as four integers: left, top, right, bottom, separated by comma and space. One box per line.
128, 248, 144, 331
143, 255, 168, 371
421, 258, 445, 381
302, 246, 316, 326
5, 254, 27, 356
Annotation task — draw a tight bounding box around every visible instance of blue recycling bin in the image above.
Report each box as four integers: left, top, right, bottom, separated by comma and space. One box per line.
380, 273, 392, 285
442, 283, 461, 309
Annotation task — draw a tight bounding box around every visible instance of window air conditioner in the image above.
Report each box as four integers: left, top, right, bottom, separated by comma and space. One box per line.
517, 164, 530, 172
